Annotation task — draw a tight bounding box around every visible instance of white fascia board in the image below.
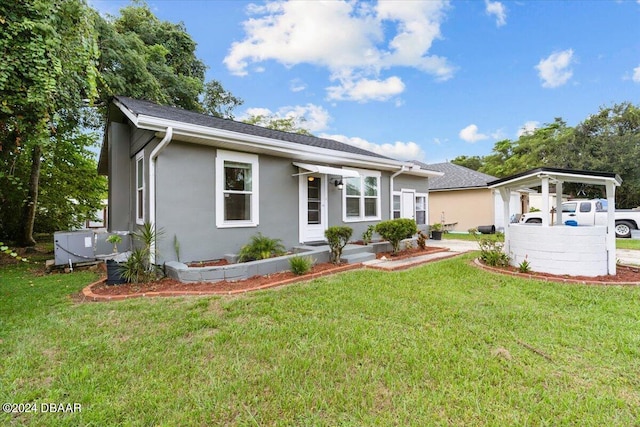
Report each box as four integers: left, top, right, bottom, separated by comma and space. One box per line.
113, 98, 140, 127
134, 114, 410, 171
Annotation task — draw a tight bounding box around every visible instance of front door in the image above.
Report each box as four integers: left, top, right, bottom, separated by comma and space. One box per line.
299, 175, 328, 243
401, 190, 415, 220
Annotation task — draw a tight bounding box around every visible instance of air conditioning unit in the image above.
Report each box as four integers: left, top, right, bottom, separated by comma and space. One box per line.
54, 230, 96, 266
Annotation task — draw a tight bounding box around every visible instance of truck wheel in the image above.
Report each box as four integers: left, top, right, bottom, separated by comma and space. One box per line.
526, 218, 542, 224
615, 221, 633, 238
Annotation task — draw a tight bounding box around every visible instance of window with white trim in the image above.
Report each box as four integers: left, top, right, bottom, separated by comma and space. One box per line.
415, 194, 427, 225
135, 151, 144, 224
216, 150, 259, 228
343, 171, 381, 221
393, 194, 401, 219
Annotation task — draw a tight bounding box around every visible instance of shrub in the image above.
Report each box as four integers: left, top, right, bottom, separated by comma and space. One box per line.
289, 255, 314, 275
362, 225, 375, 245
375, 218, 417, 254
416, 231, 428, 250
118, 222, 164, 283
518, 256, 532, 273
238, 233, 286, 262
325, 226, 353, 264
476, 234, 510, 267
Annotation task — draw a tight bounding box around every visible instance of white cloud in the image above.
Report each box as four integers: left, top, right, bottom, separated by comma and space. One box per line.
485, 0, 507, 27
633, 65, 640, 83
242, 104, 331, 132
289, 78, 306, 92
517, 121, 540, 137
326, 75, 405, 102
320, 133, 425, 161
535, 49, 575, 88
224, 0, 454, 102
459, 124, 488, 143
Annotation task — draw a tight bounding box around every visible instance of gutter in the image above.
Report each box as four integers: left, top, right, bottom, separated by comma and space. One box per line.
148, 127, 173, 264
390, 165, 408, 219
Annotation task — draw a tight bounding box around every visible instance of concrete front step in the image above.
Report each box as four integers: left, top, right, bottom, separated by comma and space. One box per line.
340, 252, 377, 264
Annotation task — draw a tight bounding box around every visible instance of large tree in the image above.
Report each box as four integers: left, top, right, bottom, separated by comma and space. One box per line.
0, 0, 100, 245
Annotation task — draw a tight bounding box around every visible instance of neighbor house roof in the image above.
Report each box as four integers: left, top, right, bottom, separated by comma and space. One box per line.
412, 161, 497, 191
99, 96, 441, 178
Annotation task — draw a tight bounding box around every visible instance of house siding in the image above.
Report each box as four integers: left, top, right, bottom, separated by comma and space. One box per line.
108, 122, 132, 232
428, 188, 495, 232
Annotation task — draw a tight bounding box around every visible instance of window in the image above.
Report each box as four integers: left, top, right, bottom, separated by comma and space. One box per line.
136, 151, 144, 224
579, 202, 592, 213
343, 171, 381, 221
216, 150, 259, 228
393, 194, 401, 219
415, 195, 427, 225
307, 177, 321, 224
562, 202, 576, 213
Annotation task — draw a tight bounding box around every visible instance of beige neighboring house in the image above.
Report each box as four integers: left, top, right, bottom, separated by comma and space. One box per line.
414, 162, 527, 232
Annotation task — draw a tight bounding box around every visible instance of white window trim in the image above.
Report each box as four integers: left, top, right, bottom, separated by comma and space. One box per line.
392, 191, 401, 219
342, 169, 381, 222
215, 150, 259, 228
415, 192, 428, 225
135, 150, 145, 225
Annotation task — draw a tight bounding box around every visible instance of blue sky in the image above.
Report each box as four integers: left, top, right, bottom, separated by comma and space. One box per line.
91, 0, 640, 163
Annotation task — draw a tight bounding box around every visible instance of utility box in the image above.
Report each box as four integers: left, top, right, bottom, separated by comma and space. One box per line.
54, 230, 96, 266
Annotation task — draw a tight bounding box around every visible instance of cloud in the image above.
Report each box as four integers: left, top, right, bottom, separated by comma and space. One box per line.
320, 133, 425, 160
289, 78, 306, 92
326, 75, 405, 102
459, 124, 488, 143
485, 0, 507, 26
535, 49, 575, 88
224, 0, 454, 102
517, 121, 540, 137
242, 104, 331, 132
633, 65, 640, 83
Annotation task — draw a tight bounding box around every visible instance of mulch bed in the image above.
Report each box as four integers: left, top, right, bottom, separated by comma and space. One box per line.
474, 259, 640, 285
375, 246, 448, 260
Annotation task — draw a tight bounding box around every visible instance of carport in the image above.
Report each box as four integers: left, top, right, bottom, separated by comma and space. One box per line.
488, 168, 622, 276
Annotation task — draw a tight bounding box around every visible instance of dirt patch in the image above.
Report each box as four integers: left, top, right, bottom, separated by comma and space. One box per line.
475, 259, 640, 285
186, 259, 229, 267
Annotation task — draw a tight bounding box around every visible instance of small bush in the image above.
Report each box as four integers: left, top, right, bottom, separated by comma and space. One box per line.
375, 218, 417, 254
416, 231, 428, 250
476, 235, 510, 267
362, 225, 375, 245
518, 256, 532, 273
325, 226, 353, 264
238, 233, 286, 262
289, 256, 314, 275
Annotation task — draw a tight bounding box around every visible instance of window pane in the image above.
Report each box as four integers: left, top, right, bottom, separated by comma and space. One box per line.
562, 203, 576, 213
364, 176, 377, 196
225, 162, 252, 191
416, 211, 426, 225
393, 195, 400, 211
308, 178, 320, 199
346, 198, 360, 217
393, 211, 400, 219
580, 202, 591, 213
415, 196, 425, 210
224, 193, 251, 220
364, 198, 377, 217
137, 189, 144, 219
346, 178, 360, 196
137, 158, 143, 187
307, 206, 320, 225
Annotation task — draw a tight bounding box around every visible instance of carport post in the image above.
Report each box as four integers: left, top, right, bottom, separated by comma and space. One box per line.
499, 187, 511, 255
606, 181, 616, 275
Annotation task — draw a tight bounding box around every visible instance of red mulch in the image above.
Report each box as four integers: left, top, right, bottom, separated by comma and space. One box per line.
90, 262, 345, 296
477, 260, 640, 284
376, 246, 447, 260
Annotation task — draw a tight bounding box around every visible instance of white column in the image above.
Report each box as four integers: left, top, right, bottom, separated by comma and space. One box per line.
499, 188, 511, 255
606, 181, 616, 275
555, 181, 563, 225
541, 176, 550, 227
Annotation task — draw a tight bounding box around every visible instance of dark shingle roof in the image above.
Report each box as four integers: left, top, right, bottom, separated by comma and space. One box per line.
115, 96, 391, 160
412, 161, 497, 190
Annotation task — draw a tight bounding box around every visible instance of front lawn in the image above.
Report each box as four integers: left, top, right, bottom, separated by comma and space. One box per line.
1, 255, 639, 425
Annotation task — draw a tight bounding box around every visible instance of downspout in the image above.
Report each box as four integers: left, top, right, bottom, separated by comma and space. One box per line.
149, 127, 173, 264
390, 165, 408, 218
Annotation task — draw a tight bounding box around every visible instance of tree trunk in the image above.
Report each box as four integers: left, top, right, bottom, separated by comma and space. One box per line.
17, 144, 42, 247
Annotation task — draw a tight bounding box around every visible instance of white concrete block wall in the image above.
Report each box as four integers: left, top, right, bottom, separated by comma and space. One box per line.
509, 224, 608, 276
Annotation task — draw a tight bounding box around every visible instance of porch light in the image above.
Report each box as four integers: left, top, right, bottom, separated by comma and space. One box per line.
308, 176, 315, 182
333, 179, 344, 190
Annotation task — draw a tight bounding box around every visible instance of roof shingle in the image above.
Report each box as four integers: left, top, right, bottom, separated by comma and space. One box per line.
412, 161, 497, 190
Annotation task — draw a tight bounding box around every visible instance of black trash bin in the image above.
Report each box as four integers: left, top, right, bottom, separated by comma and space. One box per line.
477, 225, 496, 234
106, 259, 127, 285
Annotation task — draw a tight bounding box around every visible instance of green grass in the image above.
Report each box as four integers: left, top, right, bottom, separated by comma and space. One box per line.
446, 231, 640, 250
2, 255, 640, 425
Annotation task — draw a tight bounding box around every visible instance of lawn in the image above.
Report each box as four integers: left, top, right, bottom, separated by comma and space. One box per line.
1, 253, 640, 426
446, 231, 640, 250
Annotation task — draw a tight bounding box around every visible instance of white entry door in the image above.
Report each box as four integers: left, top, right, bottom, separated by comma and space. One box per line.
401, 190, 415, 220
299, 175, 328, 242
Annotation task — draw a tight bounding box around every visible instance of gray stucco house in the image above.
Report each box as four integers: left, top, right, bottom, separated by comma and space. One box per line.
98, 96, 442, 263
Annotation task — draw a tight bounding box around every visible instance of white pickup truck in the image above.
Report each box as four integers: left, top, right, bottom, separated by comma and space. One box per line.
519, 199, 640, 238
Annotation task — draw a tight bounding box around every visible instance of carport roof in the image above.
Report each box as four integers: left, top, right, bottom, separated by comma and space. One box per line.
488, 167, 622, 190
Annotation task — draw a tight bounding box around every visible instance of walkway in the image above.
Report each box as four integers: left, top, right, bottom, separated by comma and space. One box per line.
363, 239, 477, 270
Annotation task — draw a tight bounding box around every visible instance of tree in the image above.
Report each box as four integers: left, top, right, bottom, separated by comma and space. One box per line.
243, 115, 312, 135
202, 80, 244, 119
0, 0, 99, 245
451, 155, 483, 171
